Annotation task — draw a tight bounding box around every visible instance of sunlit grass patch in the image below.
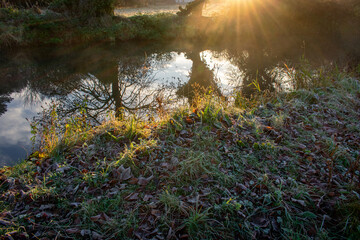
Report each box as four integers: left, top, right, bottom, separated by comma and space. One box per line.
115, 138, 158, 169
2, 160, 35, 182
270, 112, 287, 129
29, 184, 57, 201
174, 151, 216, 182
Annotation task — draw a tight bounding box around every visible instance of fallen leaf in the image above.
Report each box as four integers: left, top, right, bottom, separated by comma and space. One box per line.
125, 193, 139, 201
66, 228, 80, 234
80, 229, 91, 236
114, 166, 133, 181
185, 117, 194, 124
0, 219, 14, 227
180, 130, 188, 136
151, 209, 161, 218
90, 215, 101, 222
39, 204, 55, 210
70, 202, 81, 208
129, 178, 139, 185
291, 198, 306, 207
92, 231, 103, 240
138, 175, 154, 186
143, 194, 152, 201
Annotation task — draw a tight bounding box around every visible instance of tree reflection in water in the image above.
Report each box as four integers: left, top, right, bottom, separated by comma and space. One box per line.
56, 45, 178, 122
0, 52, 36, 117
58, 56, 166, 122
224, 46, 283, 98
177, 47, 222, 104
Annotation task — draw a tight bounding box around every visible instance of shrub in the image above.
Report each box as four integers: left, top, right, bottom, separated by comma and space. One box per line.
0, 0, 52, 8
50, 0, 116, 19
116, 0, 148, 7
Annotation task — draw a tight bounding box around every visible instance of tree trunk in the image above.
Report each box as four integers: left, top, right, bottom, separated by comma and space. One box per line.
112, 81, 124, 119
192, 0, 204, 17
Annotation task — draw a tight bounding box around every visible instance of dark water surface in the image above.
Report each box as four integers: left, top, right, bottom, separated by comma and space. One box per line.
0, 40, 351, 166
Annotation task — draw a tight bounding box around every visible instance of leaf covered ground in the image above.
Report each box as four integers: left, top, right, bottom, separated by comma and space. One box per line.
1, 74, 360, 239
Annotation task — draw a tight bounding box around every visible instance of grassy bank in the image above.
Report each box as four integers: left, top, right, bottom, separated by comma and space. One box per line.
0, 8, 189, 48
1, 65, 360, 239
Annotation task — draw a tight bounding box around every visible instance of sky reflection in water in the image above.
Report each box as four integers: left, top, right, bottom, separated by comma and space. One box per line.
0, 90, 45, 166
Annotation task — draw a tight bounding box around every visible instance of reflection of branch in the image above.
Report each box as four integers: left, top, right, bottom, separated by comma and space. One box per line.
23, 86, 42, 106
123, 103, 153, 111
0, 95, 12, 117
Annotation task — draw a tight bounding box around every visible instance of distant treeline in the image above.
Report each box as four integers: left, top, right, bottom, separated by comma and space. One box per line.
0, 0, 180, 8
